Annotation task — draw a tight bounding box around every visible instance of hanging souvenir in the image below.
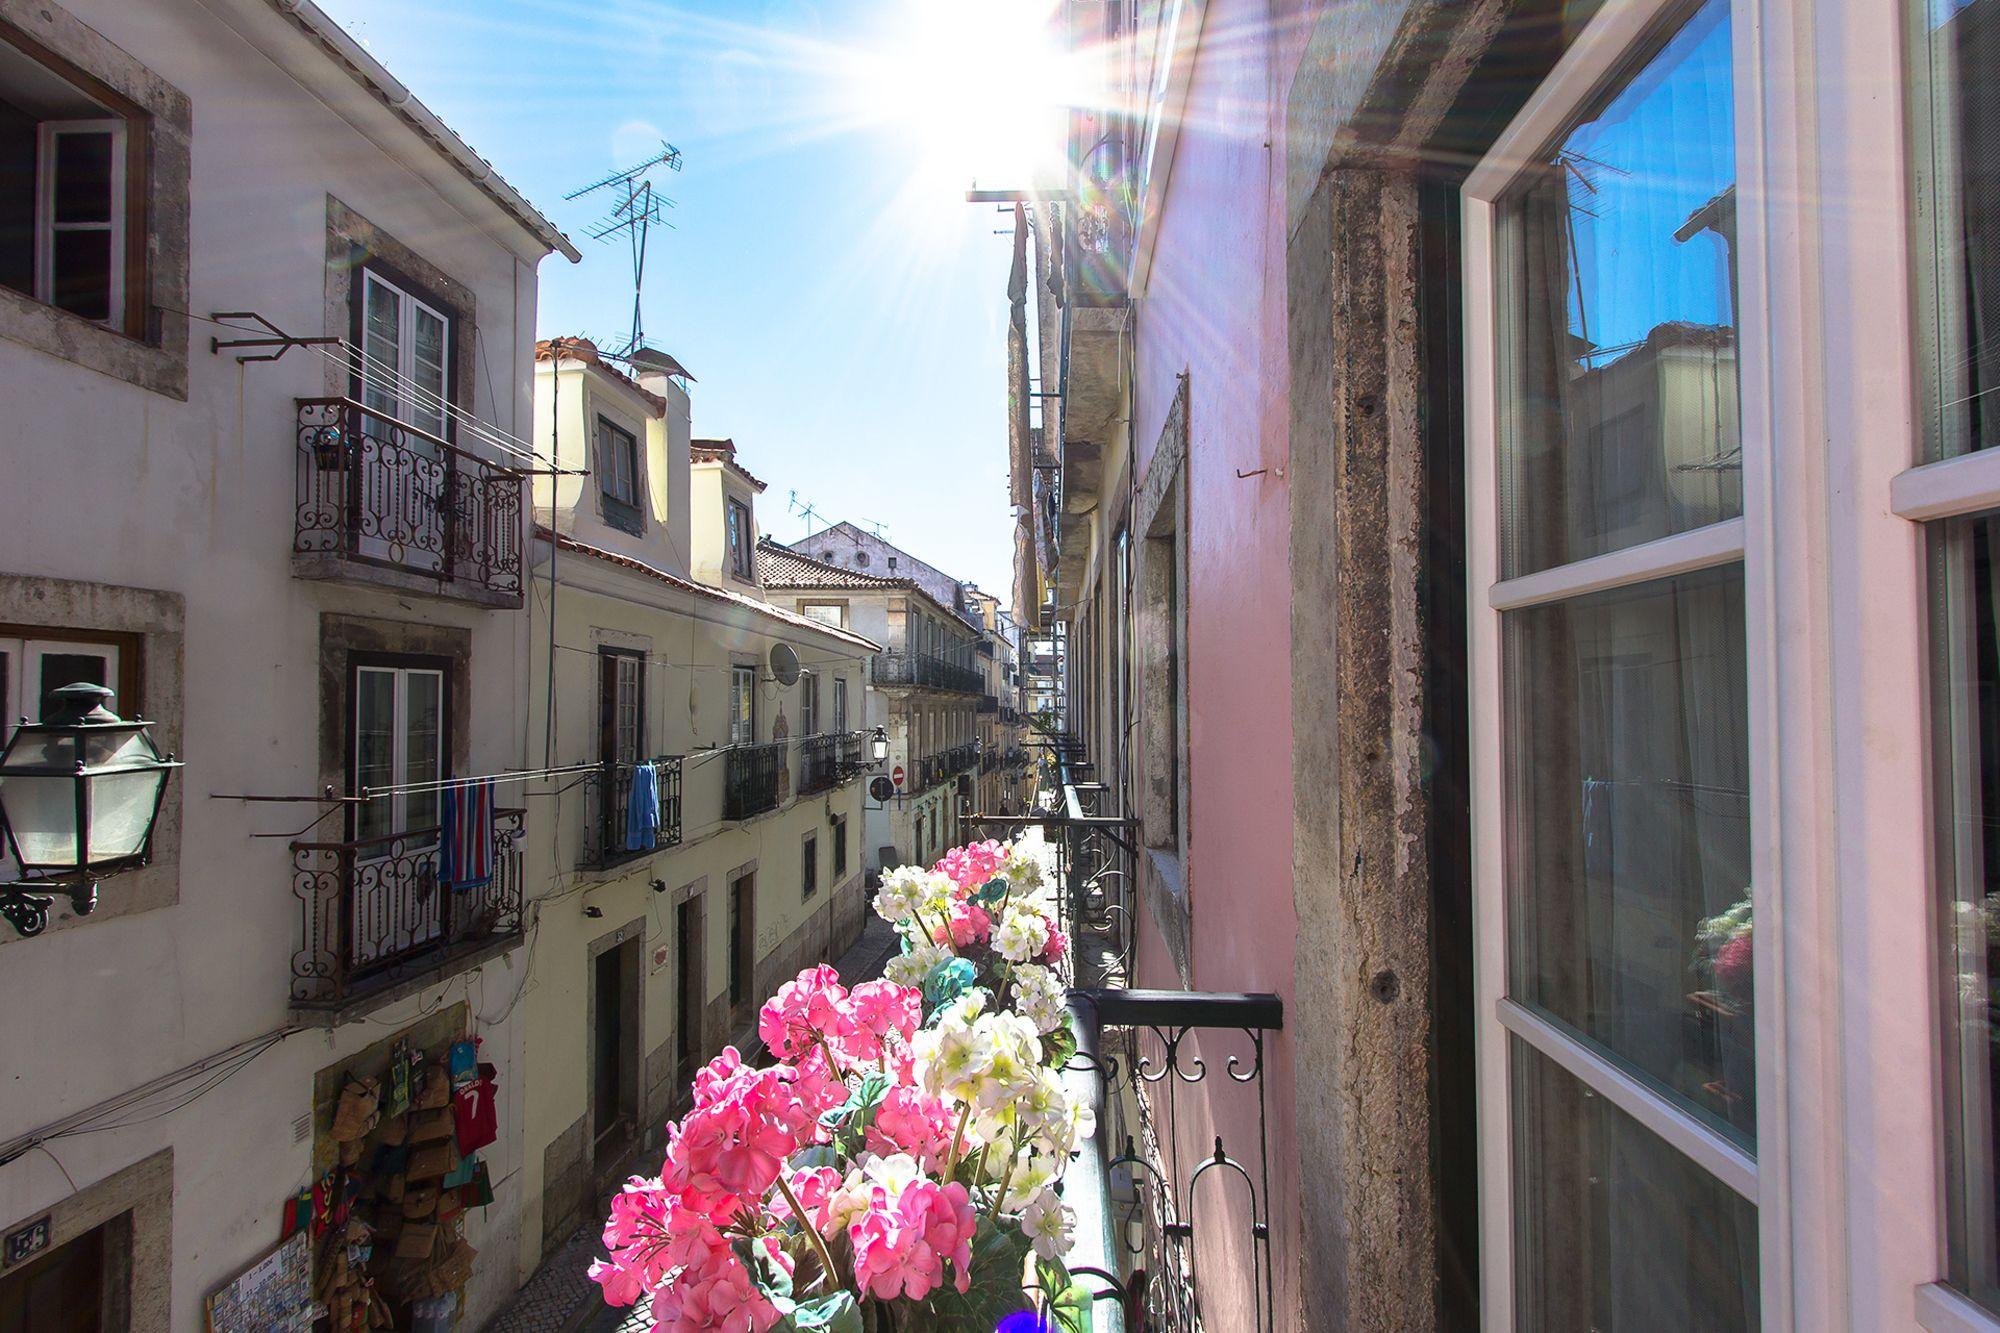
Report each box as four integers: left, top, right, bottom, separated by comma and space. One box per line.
458, 1159, 495, 1210
385, 1042, 413, 1120
446, 1037, 478, 1089
452, 1065, 498, 1154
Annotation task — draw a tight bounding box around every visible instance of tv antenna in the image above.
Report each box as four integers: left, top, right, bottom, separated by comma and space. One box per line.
856, 517, 889, 538
566, 142, 684, 356
788, 490, 828, 537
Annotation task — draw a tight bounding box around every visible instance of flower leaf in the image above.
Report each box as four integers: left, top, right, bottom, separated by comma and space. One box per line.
775, 1291, 862, 1332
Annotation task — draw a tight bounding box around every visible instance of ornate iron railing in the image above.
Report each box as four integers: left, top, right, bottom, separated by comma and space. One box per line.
294, 397, 524, 597
581, 758, 683, 868
724, 740, 787, 820
869, 650, 983, 694
797, 733, 843, 797
290, 808, 525, 1008
978, 693, 1000, 714
1063, 990, 1284, 1333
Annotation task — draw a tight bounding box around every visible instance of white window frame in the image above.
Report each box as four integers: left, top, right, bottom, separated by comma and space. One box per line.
730, 664, 757, 746
353, 664, 445, 845
358, 269, 453, 443
834, 677, 849, 734
1462, 0, 1791, 1325
598, 414, 641, 511
34, 119, 126, 330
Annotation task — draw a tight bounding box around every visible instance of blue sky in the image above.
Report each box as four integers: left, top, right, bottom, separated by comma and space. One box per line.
323, 0, 1024, 599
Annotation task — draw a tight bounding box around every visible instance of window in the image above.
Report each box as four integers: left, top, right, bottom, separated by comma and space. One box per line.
598, 416, 642, 533
599, 648, 644, 767
1913, 0, 2000, 460
802, 832, 818, 899
1466, 1, 1755, 1324
834, 677, 849, 734
0, 29, 143, 333
355, 269, 451, 443
833, 815, 848, 878
800, 601, 847, 628
800, 672, 818, 735
0, 631, 130, 732
351, 658, 447, 845
730, 665, 756, 745
726, 497, 753, 578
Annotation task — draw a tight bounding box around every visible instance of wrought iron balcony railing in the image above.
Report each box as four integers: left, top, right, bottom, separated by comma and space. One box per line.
869, 650, 983, 695
290, 808, 525, 1010
724, 740, 787, 820
977, 693, 1000, 714
294, 397, 524, 600
581, 758, 683, 869
797, 733, 844, 797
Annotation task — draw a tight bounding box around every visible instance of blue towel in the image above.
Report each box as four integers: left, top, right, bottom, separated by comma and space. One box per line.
439, 778, 493, 890
625, 762, 659, 851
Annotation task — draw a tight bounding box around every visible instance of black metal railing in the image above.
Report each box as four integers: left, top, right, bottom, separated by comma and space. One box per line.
869, 650, 983, 694
1062, 989, 1284, 1333
836, 732, 865, 774
294, 397, 524, 598
291, 809, 525, 1008
725, 740, 787, 819
797, 734, 844, 797
978, 694, 1000, 714
582, 758, 683, 868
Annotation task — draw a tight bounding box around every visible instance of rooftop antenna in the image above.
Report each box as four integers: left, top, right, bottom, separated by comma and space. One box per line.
566, 142, 685, 357
856, 518, 889, 538
788, 490, 827, 537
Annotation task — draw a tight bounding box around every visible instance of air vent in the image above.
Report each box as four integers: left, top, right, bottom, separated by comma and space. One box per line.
291, 1112, 312, 1145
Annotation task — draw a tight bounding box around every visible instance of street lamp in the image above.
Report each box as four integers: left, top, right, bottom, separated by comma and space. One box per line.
0, 682, 181, 937
869, 726, 889, 765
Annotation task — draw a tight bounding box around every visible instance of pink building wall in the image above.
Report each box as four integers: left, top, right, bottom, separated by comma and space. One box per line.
1123, 1, 1304, 1324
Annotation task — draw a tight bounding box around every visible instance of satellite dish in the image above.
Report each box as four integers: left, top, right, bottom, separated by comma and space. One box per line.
769, 642, 802, 687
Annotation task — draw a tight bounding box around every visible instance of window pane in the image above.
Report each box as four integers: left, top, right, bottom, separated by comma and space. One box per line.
1913, 0, 2000, 458
1932, 511, 2000, 1307
36, 651, 108, 715
404, 671, 442, 834
411, 305, 447, 440
1511, 1037, 1759, 1331
1498, 0, 1739, 577
51, 228, 110, 322
355, 669, 396, 842
362, 277, 401, 422
52, 131, 111, 224
1505, 564, 1754, 1143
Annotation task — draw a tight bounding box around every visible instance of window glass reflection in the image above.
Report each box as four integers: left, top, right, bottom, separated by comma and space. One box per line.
1499, 0, 1740, 577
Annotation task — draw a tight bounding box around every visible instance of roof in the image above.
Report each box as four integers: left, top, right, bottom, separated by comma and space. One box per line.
262, 0, 579, 262
537, 338, 667, 414
535, 528, 882, 653
756, 540, 909, 590
756, 539, 969, 628
691, 438, 769, 493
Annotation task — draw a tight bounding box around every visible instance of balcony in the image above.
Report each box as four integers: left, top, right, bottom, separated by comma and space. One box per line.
581, 758, 683, 869
725, 740, 787, 820
977, 694, 999, 714
796, 733, 848, 797
293, 397, 525, 606
290, 809, 525, 1014
869, 650, 983, 695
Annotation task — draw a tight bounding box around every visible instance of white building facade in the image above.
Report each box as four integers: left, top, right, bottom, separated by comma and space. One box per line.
0, 0, 573, 1326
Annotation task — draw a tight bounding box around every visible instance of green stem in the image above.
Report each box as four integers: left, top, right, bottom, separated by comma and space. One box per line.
775, 1170, 841, 1293
987, 1130, 1024, 1228
944, 1101, 974, 1178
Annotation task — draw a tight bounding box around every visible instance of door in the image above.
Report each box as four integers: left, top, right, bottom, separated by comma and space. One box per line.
0, 1217, 111, 1333
728, 874, 755, 1025
350, 660, 447, 971
354, 269, 452, 573
675, 897, 702, 1085
592, 940, 636, 1165
730, 665, 756, 745
1462, 1, 1759, 1327
598, 649, 644, 852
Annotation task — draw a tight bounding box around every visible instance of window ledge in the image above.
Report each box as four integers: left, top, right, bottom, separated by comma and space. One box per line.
1919, 1284, 2000, 1333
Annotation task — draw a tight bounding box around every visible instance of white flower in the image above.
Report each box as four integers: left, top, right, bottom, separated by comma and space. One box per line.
875, 866, 928, 924
1019, 1187, 1076, 1260
994, 910, 1051, 964
884, 939, 949, 988
915, 1022, 997, 1102
936, 989, 989, 1031
1011, 964, 1068, 1034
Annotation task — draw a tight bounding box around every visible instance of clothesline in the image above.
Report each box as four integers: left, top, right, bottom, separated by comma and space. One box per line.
350, 730, 883, 799
546, 639, 866, 676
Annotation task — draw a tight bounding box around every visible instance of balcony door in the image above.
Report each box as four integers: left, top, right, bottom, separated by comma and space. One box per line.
350, 656, 449, 971
730, 665, 756, 745
353, 268, 454, 574
1463, 0, 1765, 1326
598, 648, 644, 854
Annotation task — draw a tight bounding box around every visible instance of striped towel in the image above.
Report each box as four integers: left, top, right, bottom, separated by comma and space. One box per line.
440, 778, 494, 890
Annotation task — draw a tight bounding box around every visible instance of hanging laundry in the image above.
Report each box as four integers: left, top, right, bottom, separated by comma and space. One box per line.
625, 761, 660, 852
439, 778, 494, 890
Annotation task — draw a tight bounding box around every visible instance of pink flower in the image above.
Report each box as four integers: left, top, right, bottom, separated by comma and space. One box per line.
1716, 931, 1752, 998
865, 1086, 958, 1170
934, 839, 1010, 891
837, 980, 921, 1064
692, 1047, 747, 1108
662, 1066, 812, 1216
759, 965, 850, 1060
943, 901, 993, 949
1040, 927, 1069, 965
647, 1237, 785, 1333
592, 1182, 727, 1308
790, 1047, 848, 1124
848, 1178, 977, 1300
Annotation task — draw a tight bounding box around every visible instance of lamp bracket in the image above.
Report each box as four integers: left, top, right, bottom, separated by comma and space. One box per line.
0, 880, 96, 938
